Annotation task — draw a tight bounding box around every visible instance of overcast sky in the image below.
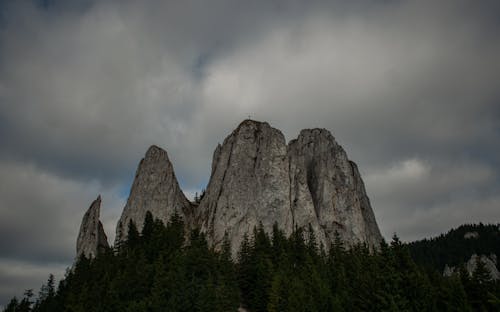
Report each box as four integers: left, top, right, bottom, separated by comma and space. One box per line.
1, 0, 499, 306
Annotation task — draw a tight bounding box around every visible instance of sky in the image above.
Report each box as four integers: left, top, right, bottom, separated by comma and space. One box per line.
0, 0, 499, 306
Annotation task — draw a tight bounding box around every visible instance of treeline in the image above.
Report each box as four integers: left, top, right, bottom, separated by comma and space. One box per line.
408, 223, 500, 271
4, 215, 500, 311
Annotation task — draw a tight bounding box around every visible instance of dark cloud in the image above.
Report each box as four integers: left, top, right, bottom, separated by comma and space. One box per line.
1, 0, 499, 305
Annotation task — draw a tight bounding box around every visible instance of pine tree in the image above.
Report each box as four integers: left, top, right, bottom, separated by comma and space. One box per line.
3, 297, 19, 312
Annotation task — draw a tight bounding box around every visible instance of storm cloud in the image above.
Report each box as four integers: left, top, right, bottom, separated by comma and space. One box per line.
1, 0, 499, 306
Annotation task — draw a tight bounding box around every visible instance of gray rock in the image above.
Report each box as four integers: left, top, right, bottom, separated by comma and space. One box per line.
110, 120, 382, 254
464, 231, 479, 239
197, 120, 293, 254
443, 254, 499, 280
115, 145, 193, 244
443, 264, 454, 277
467, 254, 499, 280
76, 195, 109, 259
197, 120, 382, 254
288, 128, 383, 249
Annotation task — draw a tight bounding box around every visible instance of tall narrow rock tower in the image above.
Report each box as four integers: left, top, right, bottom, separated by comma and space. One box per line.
115, 145, 193, 244
76, 195, 109, 259
196, 121, 293, 253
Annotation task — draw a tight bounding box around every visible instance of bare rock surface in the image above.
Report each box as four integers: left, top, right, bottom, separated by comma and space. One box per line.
115, 145, 192, 244
109, 120, 382, 254
197, 120, 293, 254
467, 254, 499, 280
76, 195, 109, 259
443, 254, 499, 280
288, 128, 383, 249
197, 120, 382, 253
464, 231, 479, 239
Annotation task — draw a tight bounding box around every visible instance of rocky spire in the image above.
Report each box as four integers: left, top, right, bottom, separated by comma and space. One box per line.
197, 120, 383, 254
288, 128, 383, 248
76, 195, 109, 259
197, 120, 293, 254
115, 145, 193, 244
109, 120, 382, 254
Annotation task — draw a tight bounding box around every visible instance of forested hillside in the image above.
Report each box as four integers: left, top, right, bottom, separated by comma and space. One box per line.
4, 215, 500, 311
408, 223, 500, 271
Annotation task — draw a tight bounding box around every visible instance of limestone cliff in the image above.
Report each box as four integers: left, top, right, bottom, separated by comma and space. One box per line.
288, 128, 382, 249
197, 120, 293, 254
115, 145, 192, 244
197, 120, 382, 253
76, 195, 109, 259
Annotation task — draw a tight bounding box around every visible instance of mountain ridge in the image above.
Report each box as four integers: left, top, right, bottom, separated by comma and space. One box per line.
77, 119, 383, 257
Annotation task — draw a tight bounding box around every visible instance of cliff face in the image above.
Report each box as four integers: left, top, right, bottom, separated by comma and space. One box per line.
107, 120, 382, 254
76, 196, 109, 259
288, 128, 382, 249
197, 121, 293, 254
115, 145, 193, 244
197, 120, 382, 253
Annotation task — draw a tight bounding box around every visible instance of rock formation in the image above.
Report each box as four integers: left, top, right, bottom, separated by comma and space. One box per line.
115, 145, 193, 244
443, 254, 499, 280
197, 121, 293, 253
288, 128, 382, 249
463, 231, 479, 239
197, 120, 383, 254
110, 120, 382, 254
76, 195, 109, 259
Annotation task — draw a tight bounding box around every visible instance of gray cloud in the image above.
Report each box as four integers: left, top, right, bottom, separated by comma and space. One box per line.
0, 0, 499, 305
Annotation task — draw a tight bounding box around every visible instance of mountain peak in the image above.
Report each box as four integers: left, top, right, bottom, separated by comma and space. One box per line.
115, 145, 192, 244
76, 195, 109, 259
196, 120, 382, 254
102, 120, 381, 254
144, 145, 169, 160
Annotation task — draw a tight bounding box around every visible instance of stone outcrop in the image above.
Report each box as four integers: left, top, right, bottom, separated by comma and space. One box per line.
115, 145, 193, 244
109, 120, 382, 254
197, 120, 383, 254
76, 195, 109, 259
464, 231, 479, 239
443, 254, 499, 280
197, 121, 293, 254
288, 128, 382, 249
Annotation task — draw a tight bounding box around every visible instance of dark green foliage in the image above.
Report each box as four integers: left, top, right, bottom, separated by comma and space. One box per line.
5, 221, 500, 311
408, 223, 500, 271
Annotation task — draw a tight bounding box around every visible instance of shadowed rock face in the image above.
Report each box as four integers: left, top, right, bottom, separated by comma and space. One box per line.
197, 120, 382, 254
76, 196, 109, 259
115, 145, 193, 244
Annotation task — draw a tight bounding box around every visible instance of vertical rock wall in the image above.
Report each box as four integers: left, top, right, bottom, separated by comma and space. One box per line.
76, 195, 109, 259
115, 145, 193, 244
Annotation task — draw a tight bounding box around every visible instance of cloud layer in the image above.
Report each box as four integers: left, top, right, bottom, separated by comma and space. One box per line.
1, 0, 499, 305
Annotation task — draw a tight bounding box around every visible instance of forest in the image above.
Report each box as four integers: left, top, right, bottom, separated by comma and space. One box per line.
4, 213, 500, 311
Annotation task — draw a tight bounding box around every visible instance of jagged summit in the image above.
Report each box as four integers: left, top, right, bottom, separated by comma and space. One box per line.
76, 119, 382, 257
114, 145, 193, 244
144, 144, 169, 160
288, 128, 382, 249
197, 119, 293, 253
195, 120, 382, 254
76, 195, 109, 259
